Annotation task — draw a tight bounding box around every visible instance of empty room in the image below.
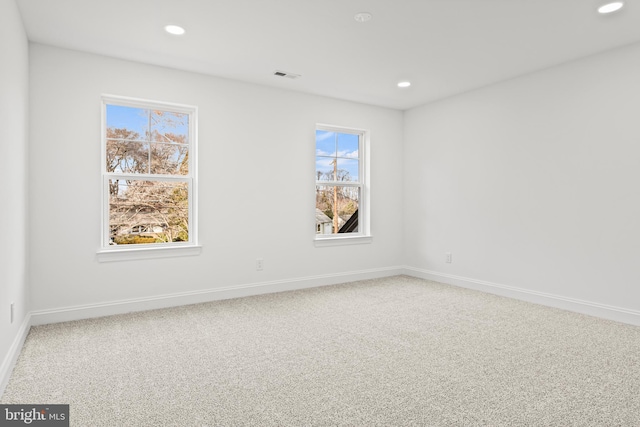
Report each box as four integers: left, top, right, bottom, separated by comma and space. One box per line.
1, 0, 639, 425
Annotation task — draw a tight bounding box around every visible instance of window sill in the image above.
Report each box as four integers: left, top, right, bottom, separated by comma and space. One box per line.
96, 245, 202, 263
314, 235, 372, 247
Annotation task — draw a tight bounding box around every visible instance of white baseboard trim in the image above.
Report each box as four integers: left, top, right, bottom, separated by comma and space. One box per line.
0, 313, 31, 398
403, 266, 640, 326
30, 266, 404, 326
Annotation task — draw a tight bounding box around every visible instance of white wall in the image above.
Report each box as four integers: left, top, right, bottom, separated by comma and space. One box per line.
404, 42, 640, 314
0, 0, 30, 390
28, 44, 404, 315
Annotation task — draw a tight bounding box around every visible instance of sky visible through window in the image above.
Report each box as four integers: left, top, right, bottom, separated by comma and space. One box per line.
107, 105, 149, 136
106, 105, 189, 143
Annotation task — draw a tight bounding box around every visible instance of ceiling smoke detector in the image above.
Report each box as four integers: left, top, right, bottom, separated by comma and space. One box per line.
273, 70, 301, 79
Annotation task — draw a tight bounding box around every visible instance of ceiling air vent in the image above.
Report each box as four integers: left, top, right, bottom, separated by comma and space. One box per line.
274, 70, 301, 79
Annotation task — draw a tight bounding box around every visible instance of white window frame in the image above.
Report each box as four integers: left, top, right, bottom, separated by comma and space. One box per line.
97, 95, 201, 262
314, 124, 371, 247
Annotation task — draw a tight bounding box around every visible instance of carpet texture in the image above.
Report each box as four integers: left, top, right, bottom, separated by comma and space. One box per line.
2, 276, 639, 426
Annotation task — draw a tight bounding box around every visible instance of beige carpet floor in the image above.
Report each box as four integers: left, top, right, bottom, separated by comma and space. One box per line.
2, 275, 639, 426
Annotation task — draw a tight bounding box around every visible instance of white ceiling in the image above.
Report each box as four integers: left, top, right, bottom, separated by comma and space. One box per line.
16, 0, 640, 110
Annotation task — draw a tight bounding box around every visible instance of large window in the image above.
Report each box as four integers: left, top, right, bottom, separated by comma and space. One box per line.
315, 125, 369, 243
100, 96, 197, 256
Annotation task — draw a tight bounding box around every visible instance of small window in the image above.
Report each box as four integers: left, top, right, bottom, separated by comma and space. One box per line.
315, 125, 369, 243
101, 96, 197, 253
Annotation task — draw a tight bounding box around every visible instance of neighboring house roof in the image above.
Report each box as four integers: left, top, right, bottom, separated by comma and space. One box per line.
338, 209, 358, 233
315, 208, 332, 225
316, 208, 356, 232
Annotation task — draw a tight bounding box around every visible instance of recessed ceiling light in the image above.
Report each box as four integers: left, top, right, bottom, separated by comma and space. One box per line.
354, 12, 372, 23
397, 81, 411, 88
598, 1, 624, 14
164, 25, 186, 35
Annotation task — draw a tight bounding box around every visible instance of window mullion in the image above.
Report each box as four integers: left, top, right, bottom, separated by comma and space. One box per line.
315, 181, 361, 187
106, 137, 187, 147
105, 173, 190, 182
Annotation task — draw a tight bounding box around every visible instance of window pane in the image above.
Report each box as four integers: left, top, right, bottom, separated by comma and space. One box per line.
150, 143, 189, 175
315, 156, 336, 181
109, 179, 189, 245
316, 130, 360, 181
150, 110, 189, 144
336, 158, 358, 181
106, 105, 148, 140
316, 130, 336, 157
315, 185, 359, 234
106, 140, 149, 174
337, 133, 359, 159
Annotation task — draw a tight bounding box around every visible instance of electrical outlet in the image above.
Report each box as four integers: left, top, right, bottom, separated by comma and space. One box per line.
256, 258, 264, 271
10, 302, 14, 323
445, 252, 452, 263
